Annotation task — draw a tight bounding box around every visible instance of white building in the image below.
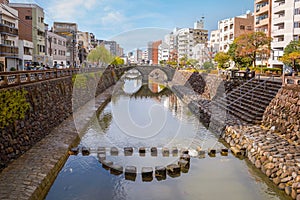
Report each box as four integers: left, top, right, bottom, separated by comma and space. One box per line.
269, 0, 300, 68
0, 3, 19, 71
158, 42, 170, 63
208, 29, 220, 51
18, 40, 33, 70
218, 12, 254, 52
142, 49, 148, 62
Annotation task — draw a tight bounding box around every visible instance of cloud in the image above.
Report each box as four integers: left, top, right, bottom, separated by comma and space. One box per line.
47, 0, 101, 21
101, 11, 125, 25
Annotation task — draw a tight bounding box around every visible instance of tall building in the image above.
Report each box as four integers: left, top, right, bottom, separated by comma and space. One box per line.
208, 30, 220, 51
176, 20, 208, 60
9, 3, 46, 65
0, 2, 19, 71
52, 22, 78, 66
18, 40, 33, 70
151, 40, 162, 65
218, 12, 254, 52
254, 0, 272, 37
158, 42, 170, 63
47, 31, 67, 67
268, 0, 300, 68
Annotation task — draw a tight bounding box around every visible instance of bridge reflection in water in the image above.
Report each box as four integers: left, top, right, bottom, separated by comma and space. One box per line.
45, 69, 286, 200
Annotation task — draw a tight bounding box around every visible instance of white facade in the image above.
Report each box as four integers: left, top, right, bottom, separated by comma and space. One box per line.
158, 42, 170, 63
0, 4, 19, 71
208, 29, 220, 52
218, 12, 254, 52
18, 40, 33, 70
192, 43, 210, 66
269, 0, 300, 68
142, 49, 148, 62
177, 28, 194, 59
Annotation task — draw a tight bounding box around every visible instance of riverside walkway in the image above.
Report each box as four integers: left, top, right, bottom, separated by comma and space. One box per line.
0, 86, 114, 200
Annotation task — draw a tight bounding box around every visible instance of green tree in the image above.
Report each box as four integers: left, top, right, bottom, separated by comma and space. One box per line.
203, 61, 214, 70
111, 56, 124, 66
280, 40, 300, 72
228, 43, 252, 69
186, 59, 198, 66
214, 52, 230, 68
233, 31, 271, 67
87, 45, 114, 66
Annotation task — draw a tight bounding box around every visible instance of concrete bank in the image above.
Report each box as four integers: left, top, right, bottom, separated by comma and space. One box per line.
0, 86, 114, 200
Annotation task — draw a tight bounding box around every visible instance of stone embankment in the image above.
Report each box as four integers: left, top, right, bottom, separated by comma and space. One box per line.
223, 85, 300, 199
0, 68, 127, 171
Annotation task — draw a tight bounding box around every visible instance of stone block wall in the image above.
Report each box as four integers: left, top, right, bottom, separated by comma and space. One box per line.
262, 85, 300, 145
0, 68, 126, 171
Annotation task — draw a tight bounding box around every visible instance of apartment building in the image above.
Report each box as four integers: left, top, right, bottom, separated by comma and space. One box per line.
53, 22, 78, 66
218, 12, 254, 52
151, 40, 162, 65
10, 3, 46, 65
18, 40, 33, 70
177, 21, 208, 60
47, 31, 67, 67
208, 29, 220, 51
255, 0, 272, 37
158, 42, 170, 63
0, 2, 19, 71
268, 0, 300, 68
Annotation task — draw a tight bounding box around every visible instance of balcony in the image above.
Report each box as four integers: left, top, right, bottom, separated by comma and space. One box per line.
255, 0, 267, 4
256, 5, 269, 15
256, 18, 269, 27
0, 45, 18, 57
0, 25, 18, 36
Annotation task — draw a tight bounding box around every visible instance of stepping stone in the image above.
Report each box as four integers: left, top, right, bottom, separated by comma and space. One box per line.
142, 167, 153, 182
172, 147, 178, 156
166, 164, 181, 178
162, 147, 169, 157
139, 147, 146, 156
181, 148, 189, 155
98, 153, 106, 161
230, 147, 242, 156
221, 148, 228, 156
110, 165, 123, 175
81, 146, 90, 156
110, 147, 118, 156
155, 166, 166, 181
124, 147, 133, 156
180, 154, 190, 162
178, 159, 190, 173
102, 160, 113, 170
125, 166, 137, 181
97, 147, 106, 154
151, 147, 157, 156
69, 147, 79, 155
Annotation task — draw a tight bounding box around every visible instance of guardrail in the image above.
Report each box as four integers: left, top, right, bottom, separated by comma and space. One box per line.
0, 68, 103, 88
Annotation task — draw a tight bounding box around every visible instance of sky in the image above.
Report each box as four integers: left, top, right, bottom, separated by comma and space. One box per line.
10, 0, 254, 52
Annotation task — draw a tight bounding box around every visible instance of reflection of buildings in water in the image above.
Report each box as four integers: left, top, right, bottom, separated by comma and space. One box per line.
148, 82, 165, 94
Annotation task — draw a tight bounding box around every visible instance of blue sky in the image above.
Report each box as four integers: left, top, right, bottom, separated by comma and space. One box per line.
10, 0, 253, 51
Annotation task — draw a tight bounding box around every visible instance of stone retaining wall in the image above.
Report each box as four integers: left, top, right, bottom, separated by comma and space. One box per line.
222, 85, 300, 199
0, 68, 127, 171
262, 85, 300, 145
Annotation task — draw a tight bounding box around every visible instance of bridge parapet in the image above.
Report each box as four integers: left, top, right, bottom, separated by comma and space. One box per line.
0, 68, 104, 88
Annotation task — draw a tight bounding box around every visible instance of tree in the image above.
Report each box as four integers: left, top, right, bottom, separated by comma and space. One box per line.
214, 52, 230, 68
203, 61, 214, 70
111, 56, 124, 66
186, 59, 198, 67
280, 40, 300, 72
233, 31, 271, 67
87, 45, 114, 67
228, 43, 252, 69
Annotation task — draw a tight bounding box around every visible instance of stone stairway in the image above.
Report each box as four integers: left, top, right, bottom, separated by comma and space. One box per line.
211, 77, 282, 124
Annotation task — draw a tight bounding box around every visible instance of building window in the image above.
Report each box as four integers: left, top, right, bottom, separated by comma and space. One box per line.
240, 25, 245, 30
247, 26, 252, 30
295, 8, 300, 15
25, 16, 32, 20
294, 21, 300, 28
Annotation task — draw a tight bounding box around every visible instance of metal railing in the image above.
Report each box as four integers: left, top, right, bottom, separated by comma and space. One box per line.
221, 75, 276, 108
